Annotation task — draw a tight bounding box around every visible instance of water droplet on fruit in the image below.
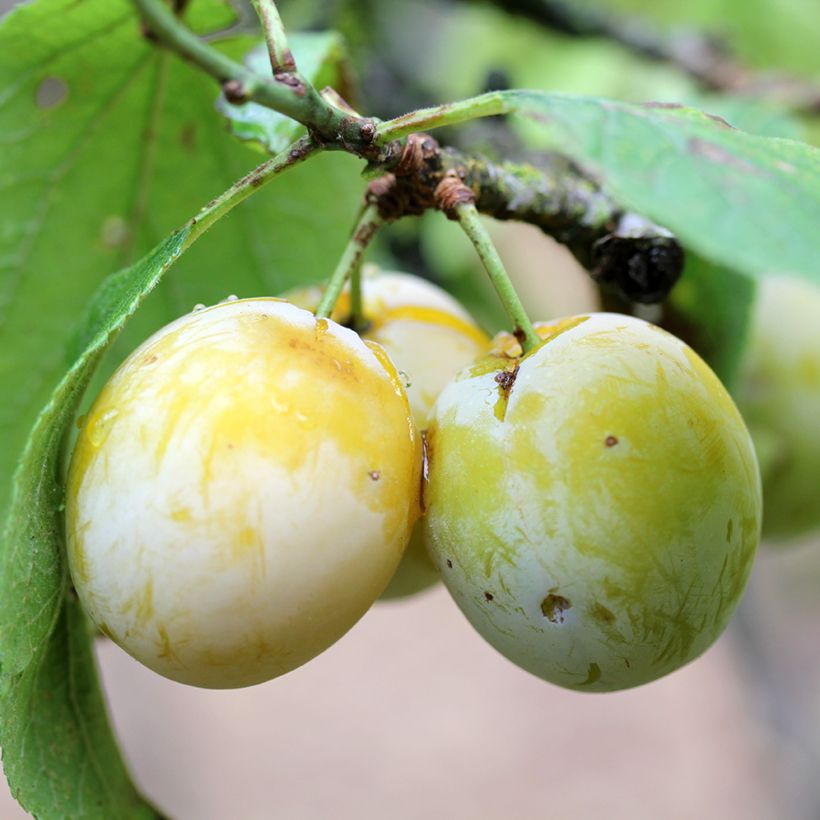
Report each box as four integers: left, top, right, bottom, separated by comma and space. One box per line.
192, 303, 206, 313
223, 294, 239, 302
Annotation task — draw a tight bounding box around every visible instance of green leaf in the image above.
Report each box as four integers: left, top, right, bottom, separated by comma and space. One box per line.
0, 229, 188, 819
3, 595, 160, 820
664, 253, 757, 390
501, 91, 820, 285
0, 0, 363, 520
216, 31, 349, 152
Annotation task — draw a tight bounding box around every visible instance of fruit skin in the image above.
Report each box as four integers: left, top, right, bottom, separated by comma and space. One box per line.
735, 277, 820, 542
286, 267, 489, 598
424, 313, 761, 692
66, 299, 422, 688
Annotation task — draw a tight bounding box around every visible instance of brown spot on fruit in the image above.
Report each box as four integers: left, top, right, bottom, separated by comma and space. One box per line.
493, 366, 519, 422
446, 559, 453, 568
605, 435, 619, 447
369, 470, 380, 481
541, 594, 571, 623
484, 591, 494, 601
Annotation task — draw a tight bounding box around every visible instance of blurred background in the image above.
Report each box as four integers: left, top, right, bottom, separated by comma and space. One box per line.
2, 0, 819, 817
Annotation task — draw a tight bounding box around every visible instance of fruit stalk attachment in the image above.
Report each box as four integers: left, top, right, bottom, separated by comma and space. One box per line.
315, 203, 384, 321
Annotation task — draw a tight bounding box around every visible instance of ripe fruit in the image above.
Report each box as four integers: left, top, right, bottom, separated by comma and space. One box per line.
66, 299, 422, 688
424, 313, 761, 692
286, 267, 489, 598
735, 277, 820, 542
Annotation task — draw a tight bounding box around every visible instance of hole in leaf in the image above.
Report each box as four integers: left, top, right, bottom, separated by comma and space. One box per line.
36, 76, 68, 109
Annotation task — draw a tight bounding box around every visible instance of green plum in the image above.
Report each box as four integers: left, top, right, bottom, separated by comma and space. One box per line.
424, 313, 761, 692
735, 277, 820, 542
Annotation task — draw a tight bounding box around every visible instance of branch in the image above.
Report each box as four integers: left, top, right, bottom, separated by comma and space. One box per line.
492, 0, 820, 114
190, 136, 318, 240
133, 0, 376, 147
250, 0, 295, 75
368, 134, 684, 305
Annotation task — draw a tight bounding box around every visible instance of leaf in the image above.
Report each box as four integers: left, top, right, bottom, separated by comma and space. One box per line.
216, 32, 349, 152
501, 92, 820, 286
663, 253, 757, 391
0, 229, 188, 819
0, 0, 363, 520
3, 594, 161, 820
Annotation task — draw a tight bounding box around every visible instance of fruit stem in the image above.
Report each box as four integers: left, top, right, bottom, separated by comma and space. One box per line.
349, 259, 365, 330
315, 204, 383, 320
454, 203, 540, 353
250, 0, 296, 75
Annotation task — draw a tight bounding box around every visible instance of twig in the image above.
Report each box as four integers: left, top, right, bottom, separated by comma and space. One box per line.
369, 133, 684, 305
133, 0, 375, 146
190, 136, 319, 240
132, 4, 683, 303
492, 0, 820, 114
250, 0, 295, 75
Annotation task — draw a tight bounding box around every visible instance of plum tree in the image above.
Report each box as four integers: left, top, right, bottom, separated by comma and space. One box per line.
66, 298, 422, 688
735, 277, 820, 542
423, 313, 762, 692
286, 267, 489, 597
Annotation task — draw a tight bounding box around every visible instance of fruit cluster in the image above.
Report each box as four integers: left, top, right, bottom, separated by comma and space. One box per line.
66, 267, 764, 692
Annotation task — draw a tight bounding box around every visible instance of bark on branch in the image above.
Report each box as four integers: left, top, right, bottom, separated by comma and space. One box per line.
370, 134, 684, 305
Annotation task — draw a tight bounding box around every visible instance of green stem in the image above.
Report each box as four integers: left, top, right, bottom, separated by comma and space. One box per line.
349, 260, 365, 329
454, 203, 540, 352
374, 91, 510, 144
133, 0, 366, 144
315, 204, 383, 319
185, 136, 319, 247
251, 0, 296, 74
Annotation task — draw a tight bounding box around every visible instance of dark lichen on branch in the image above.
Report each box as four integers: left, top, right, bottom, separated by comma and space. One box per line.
366, 134, 684, 305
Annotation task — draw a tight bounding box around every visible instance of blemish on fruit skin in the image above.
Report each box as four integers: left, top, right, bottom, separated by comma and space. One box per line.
493, 366, 519, 422
484, 591, 494, 601
579, 662, 602, 686
541, 593, 571, 623
369, 470, 381, 481
446, 559, 453, 568
605, 435, 619, 447
590, 602, 616, 625
157, 626, 176, 661
726, 519, 734, 542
